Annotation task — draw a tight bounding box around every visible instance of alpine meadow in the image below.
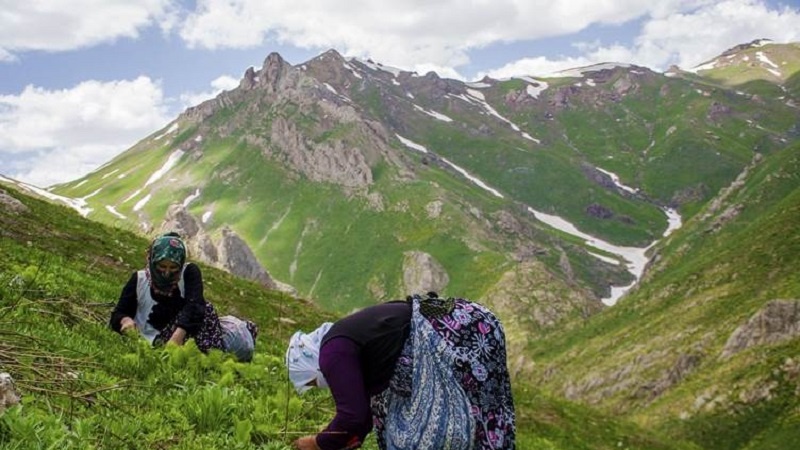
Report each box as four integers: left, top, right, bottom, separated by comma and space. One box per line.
2, 39, 800, 449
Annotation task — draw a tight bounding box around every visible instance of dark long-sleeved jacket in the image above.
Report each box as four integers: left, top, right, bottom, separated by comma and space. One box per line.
109, 263, 206, 335
316, 301, 412, 450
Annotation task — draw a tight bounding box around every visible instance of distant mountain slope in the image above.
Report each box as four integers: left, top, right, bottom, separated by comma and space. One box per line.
684, 39, 800, 92
46, 42, 800, 338
525, 139, 800, 449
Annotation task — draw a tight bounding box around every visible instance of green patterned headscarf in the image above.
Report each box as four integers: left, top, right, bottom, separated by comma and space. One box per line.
147, 233, 187, 291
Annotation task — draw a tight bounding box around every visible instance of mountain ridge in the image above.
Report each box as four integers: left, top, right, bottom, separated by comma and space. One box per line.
3, 39, 800, 448
32, 41, 800, 317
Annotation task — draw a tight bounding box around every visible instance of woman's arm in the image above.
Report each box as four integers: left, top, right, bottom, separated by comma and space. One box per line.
314, 337, 372, 450
110, 272, 139, 333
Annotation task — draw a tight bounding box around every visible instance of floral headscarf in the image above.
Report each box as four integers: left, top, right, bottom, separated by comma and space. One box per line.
285, 322, 333, 395
147, 233, 187, 291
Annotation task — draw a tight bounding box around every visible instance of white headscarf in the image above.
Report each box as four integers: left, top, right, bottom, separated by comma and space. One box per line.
285, 322, 334, 395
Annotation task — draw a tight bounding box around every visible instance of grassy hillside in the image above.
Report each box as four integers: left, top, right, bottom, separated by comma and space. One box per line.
0, 185, 694, 449
53, 127, 627, 315
523, 141, 800, 449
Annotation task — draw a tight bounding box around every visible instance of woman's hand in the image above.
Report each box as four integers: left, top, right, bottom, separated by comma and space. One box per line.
168, 327, 187, 346
293, 435, 321, 450
120, 317, 137, 333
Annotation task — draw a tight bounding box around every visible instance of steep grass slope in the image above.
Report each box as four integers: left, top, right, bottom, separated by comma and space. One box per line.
0, 185, 694, 449
525, 141, 800, 450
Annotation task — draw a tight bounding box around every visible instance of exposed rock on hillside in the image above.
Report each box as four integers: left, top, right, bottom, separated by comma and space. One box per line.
160, 204, 218, 262
721, 300, 800, 359
0, 189, 28, 214
637, 353, 703, 401
486, 261, 599, 329
218, 227, 277, 289
160, 204, 279, 290
270, 117, 373, 188
402, 251, 449, 294
481, 261, 600, 375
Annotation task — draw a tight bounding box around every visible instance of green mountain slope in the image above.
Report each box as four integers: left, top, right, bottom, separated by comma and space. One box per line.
48, 43, 800, 326
20, 41, 800, 449
523, 140, 800, 449
0, 185, 695, 449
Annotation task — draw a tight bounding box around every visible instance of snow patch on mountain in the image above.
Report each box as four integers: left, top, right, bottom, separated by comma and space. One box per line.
454, 91, 540, 143
145, 150, 184, 188
133, 193, 151, 212
441, 158, 504, 199
413, 104, 453, 122
396, 134, 429, 153
528, 206, 682, 305
0, 175, 96, 217
550, 63, 632, 78
183, 188, 201, 207
154, 122, 179, 141
105, 205, 126, 219
756, 51, 782, 77
596, 167, 639, 194
517, 76, 548, 98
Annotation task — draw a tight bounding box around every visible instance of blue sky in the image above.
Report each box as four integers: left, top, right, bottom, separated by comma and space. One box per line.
1, 0, 799, 187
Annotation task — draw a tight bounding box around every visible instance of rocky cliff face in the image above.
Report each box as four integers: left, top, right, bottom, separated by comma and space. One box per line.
182, 50, 412, 192
160, 204, 280, 291
721, 300, 800, 359
217, 227, 277, 289
402, 250, 449, 295
0, 188, 29, 214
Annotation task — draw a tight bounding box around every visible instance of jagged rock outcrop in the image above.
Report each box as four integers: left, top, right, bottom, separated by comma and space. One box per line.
720, 300, 800, 359
160, 204, 280, 290
161, 203, 201, 239
481, 261, 601, 376
486, 261, 599, 329
550, 85, 577, 108
218, 227, 277, 289
707, 101, 732, 121
160, 204, 218, 263
636, 353, 703, 400
0, 189, 28, 214
612, 74, 636, 96
270, 117, 374, 188
402, 251, 449, 295
0, 372, 20, 412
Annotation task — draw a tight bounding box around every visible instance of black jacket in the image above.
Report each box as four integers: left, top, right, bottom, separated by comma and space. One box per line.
109, 263, 207, 335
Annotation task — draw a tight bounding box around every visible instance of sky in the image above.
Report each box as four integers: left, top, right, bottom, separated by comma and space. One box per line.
1, 0, 799, 187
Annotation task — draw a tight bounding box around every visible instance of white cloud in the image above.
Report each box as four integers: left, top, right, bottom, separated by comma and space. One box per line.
178, 74, 240, 109
634, 0, 800, 69
0, 0, 176, 59
484, 0, 800, 78
0, 77, 171, 187
178, 0, 715, 76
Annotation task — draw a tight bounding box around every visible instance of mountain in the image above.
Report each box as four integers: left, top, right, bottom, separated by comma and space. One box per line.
526, 137, 800, 448
4, 40, 800, 448
676, 39, 800, 101
43, 41, 800, 362
0, 183, 698, 449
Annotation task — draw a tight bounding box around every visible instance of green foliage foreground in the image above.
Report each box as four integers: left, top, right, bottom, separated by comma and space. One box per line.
0, 185, 693, 449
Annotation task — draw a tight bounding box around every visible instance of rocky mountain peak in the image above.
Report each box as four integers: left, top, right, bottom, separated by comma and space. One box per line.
720, 38, 774, 57
235, 51, 298, 93
262, 51, 287, 71
316, 48, 345, 62
257, 52, 293, 93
